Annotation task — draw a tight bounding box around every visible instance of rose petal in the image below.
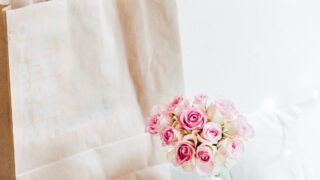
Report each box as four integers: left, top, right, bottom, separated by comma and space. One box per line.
167, 149, 178, 166
183, 132, 198, 146
182, 160, 195, 172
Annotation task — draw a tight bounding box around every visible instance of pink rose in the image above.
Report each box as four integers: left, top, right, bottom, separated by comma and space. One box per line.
146, 112, 163, 134
179, 108, 206, 131
196, 145, 214, 163
160, 126, 178, 146
195, 144, 216, 176
218, 138, 244, 159
215, 99, 237, 115
198, 122, 222, 144
206, 103, 217, 121
225, 116, 254, 139
194, 94, 208, 103
172, 141, 195, 166
168, 96, 184, 112
193, 94, 209, 111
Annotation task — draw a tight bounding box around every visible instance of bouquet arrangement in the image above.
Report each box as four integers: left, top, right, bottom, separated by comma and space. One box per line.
146, 95, 254, 179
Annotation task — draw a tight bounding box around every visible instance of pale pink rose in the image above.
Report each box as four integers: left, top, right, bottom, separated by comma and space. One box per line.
168, 96, 184, 112
194, 94, 209, 105
195, 144, 217, 176
206, 103, 224, 124
225, 116, 254, 139
196, 145, 215, 163
218, 138, 244, 159
215, 99, 237, 115
169, 141, 195, 167
173, 102, 190, 117
206, 103, 215, 120
179, 108, 206, 131
193, 94, 209, 111
198, 122, 222, 144
146, 112, 163, 134
150, 105, 175, 125
160, 126, 178, 146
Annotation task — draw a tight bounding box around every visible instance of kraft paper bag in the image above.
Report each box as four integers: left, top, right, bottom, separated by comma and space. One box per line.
1, 0, 183, 179
9, 0, 48, 9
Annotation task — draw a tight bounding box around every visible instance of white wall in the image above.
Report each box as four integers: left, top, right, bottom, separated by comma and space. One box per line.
177, 0, 320, 112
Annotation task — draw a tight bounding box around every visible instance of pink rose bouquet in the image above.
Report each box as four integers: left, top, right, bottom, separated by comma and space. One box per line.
146, 95, 254, 179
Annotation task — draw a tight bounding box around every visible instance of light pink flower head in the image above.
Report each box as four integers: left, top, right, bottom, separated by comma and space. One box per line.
215, 99, 237, 115
146, 112, 163, 134
198, 122, 222, 144
168, 96, 184, 112
193, 94, 209, 111
194, 94, 209, 105
169, 141, 195, 167
160, 126, 178, 146
179, 108, 206, 131
218, 138, 244, 159
225, 116, 254, 139
195, 144, 217, 176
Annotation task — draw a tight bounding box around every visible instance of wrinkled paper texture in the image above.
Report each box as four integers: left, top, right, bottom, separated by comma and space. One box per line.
2, 0, 183, 179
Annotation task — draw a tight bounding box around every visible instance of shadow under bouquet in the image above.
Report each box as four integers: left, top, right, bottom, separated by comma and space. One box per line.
146, 95, 254, 180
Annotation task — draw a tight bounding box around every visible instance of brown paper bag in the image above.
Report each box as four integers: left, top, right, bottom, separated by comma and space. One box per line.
1, 0, 183, 179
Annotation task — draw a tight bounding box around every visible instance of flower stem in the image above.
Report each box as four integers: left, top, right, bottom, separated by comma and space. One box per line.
216, 168, 233, 180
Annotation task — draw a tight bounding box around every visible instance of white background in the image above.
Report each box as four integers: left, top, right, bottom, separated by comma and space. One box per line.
177, 0, 320, 113
176, 1, 320, 179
